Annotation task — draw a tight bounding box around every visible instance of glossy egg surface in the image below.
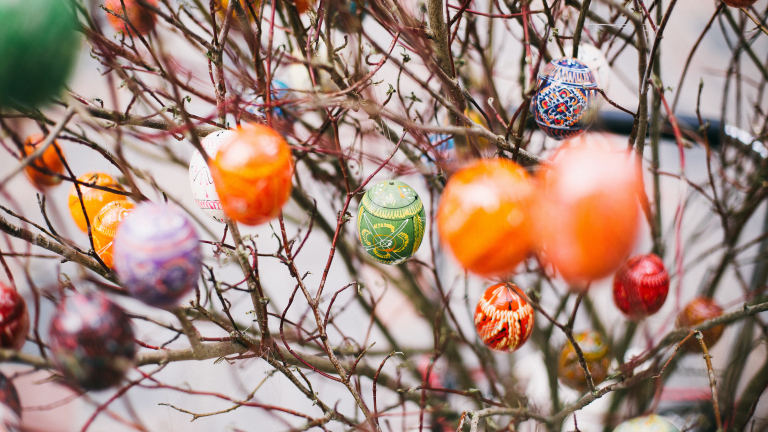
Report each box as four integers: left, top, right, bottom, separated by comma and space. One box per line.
613, 254, 669, 320
92, 200, 135, 268
22, 134, 64, 189
68, 172, 128, 232
474, 283, 534, 352
534, 57, 598, 140
558, 330, 611, 391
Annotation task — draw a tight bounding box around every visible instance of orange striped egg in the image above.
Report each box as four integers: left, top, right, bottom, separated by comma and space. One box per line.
474, 283, 534, 352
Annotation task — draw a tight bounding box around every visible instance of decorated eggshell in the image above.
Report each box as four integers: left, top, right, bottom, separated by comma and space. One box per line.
105, 0, 158, 35
357, 180, 426, 265
558, 330, 611, 391
0, 283, 30, 351
563, 44, 611, 95
211, 124, 294, 226
613, 254, 669, 320
0, 373, 21, 419
113, 202, 201, 309
92, 200, 135, 268
474, 283, 534, 352
189, 130, 236, 223
723, 0, 756, 7
68, 172, 128, 232
534, 57, 598, 140
613, 415, 679, 432
48, 292, 135, 390
676, 297, 725, 351
22, 134, 64, 189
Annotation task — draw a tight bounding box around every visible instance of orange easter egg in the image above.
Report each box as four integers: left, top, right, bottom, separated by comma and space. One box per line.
676, 297, 725, 351
437, 158, 535, 277
22, 134, 64, 189
534, 145, 642, 286
68, 172, 128, 232
92, 200, 134, 268
211, 124, 294, 226
105, 0, 157, 35
295, 0, 314, 13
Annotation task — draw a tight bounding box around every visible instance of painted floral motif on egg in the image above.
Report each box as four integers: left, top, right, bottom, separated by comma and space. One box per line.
357, 180, 426, 265
189, 130, 236, 223
474, 283, 534, 352
113, 202, 202, 309
534, 57, 599, 140
48, 292, 135, 391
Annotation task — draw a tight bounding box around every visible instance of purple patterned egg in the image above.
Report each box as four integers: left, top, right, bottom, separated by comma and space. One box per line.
113, 202, 201, 308
534, 57, 599, 140
48, 292, 135, 391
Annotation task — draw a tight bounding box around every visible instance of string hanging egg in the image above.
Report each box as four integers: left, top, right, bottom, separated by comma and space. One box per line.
613, 254, 669, 320
48, 292, 135, 390
474, 283, 534, 352
357, 180, 426, 265
533, 57, 599, 140
558, 330, 611, 391
189, 130, 237, 223
113, 202, 202, 309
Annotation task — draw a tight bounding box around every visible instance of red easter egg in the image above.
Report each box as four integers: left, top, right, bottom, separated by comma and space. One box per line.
22, 134, 64, 189
437, 159, 535, 277
676, 297, 725, 351
723, 0, 757, 7
613, 254, 670, 320
211, 124, 294, 226
105, 0, 157, 35
534, 145, 642, 286
0, 283, 29, 351
474, 283, 534, 352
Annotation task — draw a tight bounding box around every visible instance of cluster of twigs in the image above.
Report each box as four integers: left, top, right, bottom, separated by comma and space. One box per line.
1, 0, 768, 430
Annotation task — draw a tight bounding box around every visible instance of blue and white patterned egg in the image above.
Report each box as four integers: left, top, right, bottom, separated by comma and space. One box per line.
533, 57, 599, 140
113, 202, 202, 309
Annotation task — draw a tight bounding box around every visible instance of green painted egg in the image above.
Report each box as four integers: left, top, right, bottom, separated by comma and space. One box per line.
0, 0, 81, 108
357, 180, 426, 265
613, 415, 679, 432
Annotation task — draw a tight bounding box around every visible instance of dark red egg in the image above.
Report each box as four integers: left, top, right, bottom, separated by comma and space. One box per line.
0, 283, 29, 350
48, 292, 135, 391
474, 283, 534, 352
613, 254, 670, 320
0, 373, 21, 419
723, 0, 756, 7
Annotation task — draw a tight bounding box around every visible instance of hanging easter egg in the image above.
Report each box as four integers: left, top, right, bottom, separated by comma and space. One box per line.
613, 415, 679, 432
68, 172, 128, 233
613, 254, 669, 320
295, 0, 315, 13
357, 180, 426, 265
48, 292, 135, 390
421, 133, 456, 174
0, 0, 81, 108
211, 124, 294, 226
437, 159, 535, 277
474, 283, 534, 352
563, 44, 611, 96
113, 202, 202, 309
534, 145, 642, 286
533, 57, 598, 140
723, 0, 756, 7
0, 373, 21, 420
92, 201, 135, 268
558, 330, 611, 391
189, 130, 236, 223
0, 283, 29, 351
105, 0, 158, 35
22, 134, 64, 189
676, 297, 725, 351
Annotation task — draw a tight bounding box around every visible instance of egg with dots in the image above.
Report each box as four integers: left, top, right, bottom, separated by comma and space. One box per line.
676, 297, 725, 352
68, 172, 128, 233
534, 145, 642, 287
113, 202, 202, 309
22, 133, 64, 189
558, 330, 611, 391
48, 292, 135, 391
92, 201, 135, 268
613, 254, 670, 320
105, 0, 158, 35
210, 124, 294, 226
474, 283, 534, 352
189, 130, 236, 223
437, 158, 535, 277
0, 283, 29, 351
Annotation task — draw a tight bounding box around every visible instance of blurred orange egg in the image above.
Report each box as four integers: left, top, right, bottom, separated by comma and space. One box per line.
105, 0, 157, 35
92, 201, 134, 268
68, 172, 128, 232
22, 134, 64, 189
437, 158, 535, 277
676, 297, 725, 351
214, 0, 259, 24
211, 124, 294, 226
534, 145, 642, 286
295, 0, 314, 13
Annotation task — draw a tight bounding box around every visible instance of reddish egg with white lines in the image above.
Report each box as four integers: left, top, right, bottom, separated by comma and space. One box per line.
474, 283, 534, 352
